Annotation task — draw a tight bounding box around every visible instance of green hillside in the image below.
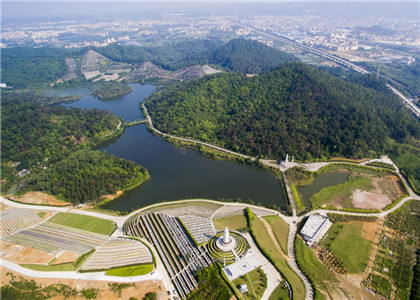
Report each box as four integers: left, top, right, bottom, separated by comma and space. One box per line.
146, 63, 420, 161
210, 38, 299, 73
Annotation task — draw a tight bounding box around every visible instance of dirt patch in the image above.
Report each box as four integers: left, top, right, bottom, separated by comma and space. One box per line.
100, 190, 123, 201
261, 218, 289, 261
388, 175, 405, 198
360, 221, 379, 242
51, 251, 79, 265
0, 241, 55, 264
351, 189, 391, 209
0, 203, 14, 211
1, 267, 168, 300
12, 192, 69, 206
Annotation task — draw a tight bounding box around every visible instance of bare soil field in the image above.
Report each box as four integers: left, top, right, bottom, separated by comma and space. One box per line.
12, 192, 69, 206
350, 174, 403, 210
0, 241, 55, 264
51, 251, 79, 265
0, 203, 14, 211
360, 220, 380, 242
351, 189, 390, 210
1, 267, 168, 300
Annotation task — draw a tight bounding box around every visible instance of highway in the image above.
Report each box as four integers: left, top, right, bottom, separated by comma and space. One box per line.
236, 23, 420, 118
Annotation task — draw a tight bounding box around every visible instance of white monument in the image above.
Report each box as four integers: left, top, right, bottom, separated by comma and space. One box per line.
223, 227, 231, 244
281, 154, 290, 168
216, 227, 236, 252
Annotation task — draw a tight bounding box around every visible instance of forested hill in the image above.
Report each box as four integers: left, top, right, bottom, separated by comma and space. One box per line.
96, 38, 298, 73
94, 39, 220, 70
146, 63, 420, 161
210, 38, 299, 73
1, 95, 151, 203
1, 39, 298, 88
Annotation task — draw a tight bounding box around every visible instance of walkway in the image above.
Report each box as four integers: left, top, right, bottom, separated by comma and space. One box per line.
243, 233, 283, 300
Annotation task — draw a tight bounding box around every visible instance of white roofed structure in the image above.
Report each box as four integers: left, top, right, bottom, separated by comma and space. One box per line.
300, 213, 332, 246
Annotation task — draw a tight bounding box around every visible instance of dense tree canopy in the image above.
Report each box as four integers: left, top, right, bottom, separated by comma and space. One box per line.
26, 149, 150, 203
1, 57, 67, 88
93, 81, 132, 99
210, 38, 299, 73
95, 39, 220, 70
1, 94, 150, 202
147, 63, 420, 161
1, 99, 121, 166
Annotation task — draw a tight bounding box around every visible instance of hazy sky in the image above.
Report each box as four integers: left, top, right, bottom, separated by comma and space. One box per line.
2, 1, 418, 24
3, 0, 416, 1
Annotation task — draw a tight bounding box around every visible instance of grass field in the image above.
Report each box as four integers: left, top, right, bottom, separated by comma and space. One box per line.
251, 217, 305, 300
319, 222, 371, 274
269, 283, 291, 300
21, 262, 76, 272
213, 214, 248, 231
232, 268, 267, 300
264, 215, 289, 255
309, 175, 372, 207
289, 164, 401, 210
47, 213, 116, 235
105, 264, 154, 276
295, 238, 338, 300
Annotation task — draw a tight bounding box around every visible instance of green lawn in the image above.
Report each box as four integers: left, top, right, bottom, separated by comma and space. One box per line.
21, 262, 76, 272
251, 217, 306, 300
232, 268, 267, 300
264, 215, 289, 255
319, 222, 371, 274
213, 214, 248, 231
269, 283, 290, 300
310, 175, 372, 208
47, 212, 116, 235
295, 237, 338, 300
36, 212, 46, 218
105, 264, 154, 276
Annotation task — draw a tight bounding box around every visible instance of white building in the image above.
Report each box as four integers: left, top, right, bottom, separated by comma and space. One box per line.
300, 213, 332, 246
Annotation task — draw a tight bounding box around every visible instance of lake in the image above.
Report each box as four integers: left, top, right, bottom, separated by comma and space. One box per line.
297, 172, 349, 207
51, 84, 287, 211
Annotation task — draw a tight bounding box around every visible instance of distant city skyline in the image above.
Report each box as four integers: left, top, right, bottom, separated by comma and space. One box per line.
2, 0, 419, 2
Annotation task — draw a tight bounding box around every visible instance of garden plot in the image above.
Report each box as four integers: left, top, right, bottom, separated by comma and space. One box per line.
3, 222, 109, 254
81, 238, 153, 271
0, 208, 43, 238
178, 215, 216, 245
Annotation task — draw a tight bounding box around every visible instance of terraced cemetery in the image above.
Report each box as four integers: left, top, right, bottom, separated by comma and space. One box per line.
0, 208, 43, 238
178, 215, 216, 245
81, 238, 153, 271
3, 221, 109, 254
125, 213, 214, 299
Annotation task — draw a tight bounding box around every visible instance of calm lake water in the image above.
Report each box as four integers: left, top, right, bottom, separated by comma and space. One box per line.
53, 84, 287, 211
297, 172, 349, 207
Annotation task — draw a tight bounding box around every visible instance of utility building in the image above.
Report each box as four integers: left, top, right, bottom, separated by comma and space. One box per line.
300, 213, 332, 246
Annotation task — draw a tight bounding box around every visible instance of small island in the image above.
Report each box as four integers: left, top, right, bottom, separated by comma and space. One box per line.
93, 81, 132, 99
